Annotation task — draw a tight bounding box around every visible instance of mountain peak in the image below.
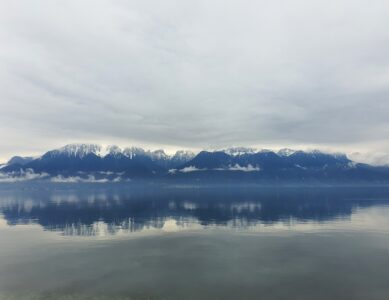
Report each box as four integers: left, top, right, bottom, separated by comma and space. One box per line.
173, 150, 195, 158
278, 148, 296, 157
56, 144, 102, 158
149, 149, 169, 161
222, 147, 257, 156
104, 145, 122, 157
1, 143, 387, 183
7, 156, 35, 166
122, 147, 146, 159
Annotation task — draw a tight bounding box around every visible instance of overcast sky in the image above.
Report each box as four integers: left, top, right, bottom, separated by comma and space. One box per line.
1, 0, 389, 164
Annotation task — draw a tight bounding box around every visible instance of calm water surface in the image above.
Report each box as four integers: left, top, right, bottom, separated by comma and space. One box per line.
1, 183, 389, 300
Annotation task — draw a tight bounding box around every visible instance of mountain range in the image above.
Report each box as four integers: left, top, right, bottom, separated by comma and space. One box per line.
1, 144, 389, 183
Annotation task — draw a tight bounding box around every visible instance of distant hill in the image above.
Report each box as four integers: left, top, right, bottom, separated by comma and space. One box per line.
1, 144, 389, 183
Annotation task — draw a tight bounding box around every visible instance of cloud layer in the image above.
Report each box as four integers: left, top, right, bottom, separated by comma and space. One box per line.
169, 164, 261, 173
1, 0, 389, 163
50, 175, 123, 183
0, 169, 49, 183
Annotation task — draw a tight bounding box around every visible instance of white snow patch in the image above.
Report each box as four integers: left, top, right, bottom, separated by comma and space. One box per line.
122, 147, 146, 159
222, 147, 257, 156
57, 144, 102, 158
172, 150, 195, 161
278, 148, 296, 156
149, 149, 169, 160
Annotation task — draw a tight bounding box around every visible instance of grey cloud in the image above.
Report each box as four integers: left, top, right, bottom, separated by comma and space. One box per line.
1, 0, 389, 162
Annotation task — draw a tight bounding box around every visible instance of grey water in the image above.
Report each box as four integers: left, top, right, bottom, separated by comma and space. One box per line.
1, 183, 389, 300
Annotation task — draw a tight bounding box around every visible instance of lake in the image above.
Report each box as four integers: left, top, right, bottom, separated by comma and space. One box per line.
0, 183, 389, 300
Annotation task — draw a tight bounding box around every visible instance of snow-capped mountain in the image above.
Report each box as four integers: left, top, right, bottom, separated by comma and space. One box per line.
48, 144, 102, 158
1, 144, 195, 177
47, 144, 128, 159
40, 144, 193, 163
222, 147, 257, 156
1, 144, 389, 183
148, 149, 169, 161
171, 150, 196, 164
122, 147, 147, 159
277, 148, 296, 157
104, 145, 123, 157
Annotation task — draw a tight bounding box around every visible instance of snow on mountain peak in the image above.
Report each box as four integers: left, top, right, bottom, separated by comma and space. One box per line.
122, 147, 146, 159
172, 150, 195, 160
149, 149, 169, 161
57, 144, 102, 158
105, 145, 122, 156
278, 148, 296, 157
223, 147, 257, 156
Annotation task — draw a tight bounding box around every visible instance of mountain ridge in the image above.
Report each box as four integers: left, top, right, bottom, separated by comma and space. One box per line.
1, 143, 389, 183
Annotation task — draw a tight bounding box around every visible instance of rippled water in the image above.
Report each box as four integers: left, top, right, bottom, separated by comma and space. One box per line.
1, 183, 389, 299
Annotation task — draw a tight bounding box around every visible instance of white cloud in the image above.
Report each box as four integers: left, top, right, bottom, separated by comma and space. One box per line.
349, 152, 389, 166
179, 166, 206, 173
227, 164, 261, 172
0, 169, 49, 182
175, 164, 261, 173
50, 175, 123, 183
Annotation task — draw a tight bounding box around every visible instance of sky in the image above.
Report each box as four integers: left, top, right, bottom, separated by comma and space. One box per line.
1, 0, 389, 164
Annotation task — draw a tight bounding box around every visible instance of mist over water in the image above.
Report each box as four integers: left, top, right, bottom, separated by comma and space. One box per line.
1, 183, 389, 299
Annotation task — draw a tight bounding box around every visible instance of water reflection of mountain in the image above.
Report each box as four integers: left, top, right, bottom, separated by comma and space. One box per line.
1, 184, 389, 236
